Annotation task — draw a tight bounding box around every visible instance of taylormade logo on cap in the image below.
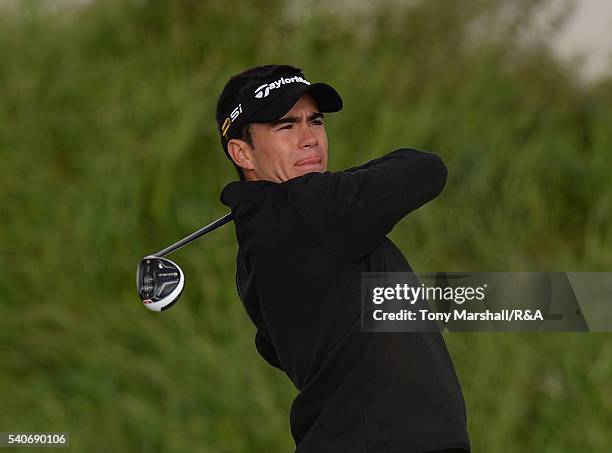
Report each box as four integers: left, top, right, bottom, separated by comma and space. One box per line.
254, 76, 310, 99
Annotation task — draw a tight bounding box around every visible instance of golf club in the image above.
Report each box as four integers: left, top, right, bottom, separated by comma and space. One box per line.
136, 213, 233, 312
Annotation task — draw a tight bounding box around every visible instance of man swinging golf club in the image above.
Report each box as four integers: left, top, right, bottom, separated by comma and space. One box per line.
217, 65, 471, 453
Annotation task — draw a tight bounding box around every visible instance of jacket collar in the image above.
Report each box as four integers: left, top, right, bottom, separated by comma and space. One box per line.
220, 180, 275, 208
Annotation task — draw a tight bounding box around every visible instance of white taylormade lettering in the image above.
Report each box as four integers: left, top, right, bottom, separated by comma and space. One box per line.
254, 76, 311, 99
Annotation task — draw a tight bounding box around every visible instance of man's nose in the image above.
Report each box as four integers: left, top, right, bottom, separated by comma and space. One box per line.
298, 123, 318, 148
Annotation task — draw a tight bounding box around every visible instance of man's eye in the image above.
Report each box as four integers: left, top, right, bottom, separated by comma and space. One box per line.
277, 124, 292, 131
311, 119, 324, 126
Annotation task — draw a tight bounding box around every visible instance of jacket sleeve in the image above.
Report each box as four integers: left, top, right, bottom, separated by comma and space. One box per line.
255, 331, 283, 370
288, 148, 447, 262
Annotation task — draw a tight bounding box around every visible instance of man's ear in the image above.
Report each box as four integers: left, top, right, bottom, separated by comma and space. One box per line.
227, 139, 255, 172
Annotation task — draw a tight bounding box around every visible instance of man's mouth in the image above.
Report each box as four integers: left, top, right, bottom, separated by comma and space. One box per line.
295, 156, 323, 166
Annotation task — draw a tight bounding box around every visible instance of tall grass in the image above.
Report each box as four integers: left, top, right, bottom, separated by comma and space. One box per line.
1, 0, 611, 451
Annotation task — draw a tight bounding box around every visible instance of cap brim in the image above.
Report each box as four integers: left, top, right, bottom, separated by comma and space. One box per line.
249, 82, 343, 123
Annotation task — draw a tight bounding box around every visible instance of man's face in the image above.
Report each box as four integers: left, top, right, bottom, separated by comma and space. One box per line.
230, 94, 329, 183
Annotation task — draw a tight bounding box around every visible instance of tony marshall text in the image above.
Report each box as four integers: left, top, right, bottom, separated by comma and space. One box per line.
372, 309, 544, 322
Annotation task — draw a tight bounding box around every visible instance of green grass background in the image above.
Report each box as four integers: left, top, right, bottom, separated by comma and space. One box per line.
1, 0, 611, 451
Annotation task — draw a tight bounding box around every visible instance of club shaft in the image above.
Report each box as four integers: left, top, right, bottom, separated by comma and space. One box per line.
154, 213, 233, 257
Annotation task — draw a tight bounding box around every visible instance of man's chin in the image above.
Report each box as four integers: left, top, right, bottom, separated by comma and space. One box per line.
294, 163, 326, 177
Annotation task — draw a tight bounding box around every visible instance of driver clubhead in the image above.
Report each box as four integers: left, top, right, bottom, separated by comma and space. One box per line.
136, 256, 184, 312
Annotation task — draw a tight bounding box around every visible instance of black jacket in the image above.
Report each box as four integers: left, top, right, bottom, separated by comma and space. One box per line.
221, 148, 471, 453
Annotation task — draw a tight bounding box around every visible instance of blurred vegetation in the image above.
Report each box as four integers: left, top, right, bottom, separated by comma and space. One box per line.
1, 0, 611, 451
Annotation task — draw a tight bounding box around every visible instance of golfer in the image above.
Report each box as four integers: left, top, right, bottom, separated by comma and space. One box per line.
217, 65, 470, 453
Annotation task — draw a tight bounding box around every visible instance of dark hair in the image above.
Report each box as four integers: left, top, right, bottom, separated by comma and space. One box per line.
216, 64, 305, 180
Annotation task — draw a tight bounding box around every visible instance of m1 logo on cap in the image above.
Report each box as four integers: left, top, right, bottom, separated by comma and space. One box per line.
221, 103, 242, 138
254, 76, 310, 99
